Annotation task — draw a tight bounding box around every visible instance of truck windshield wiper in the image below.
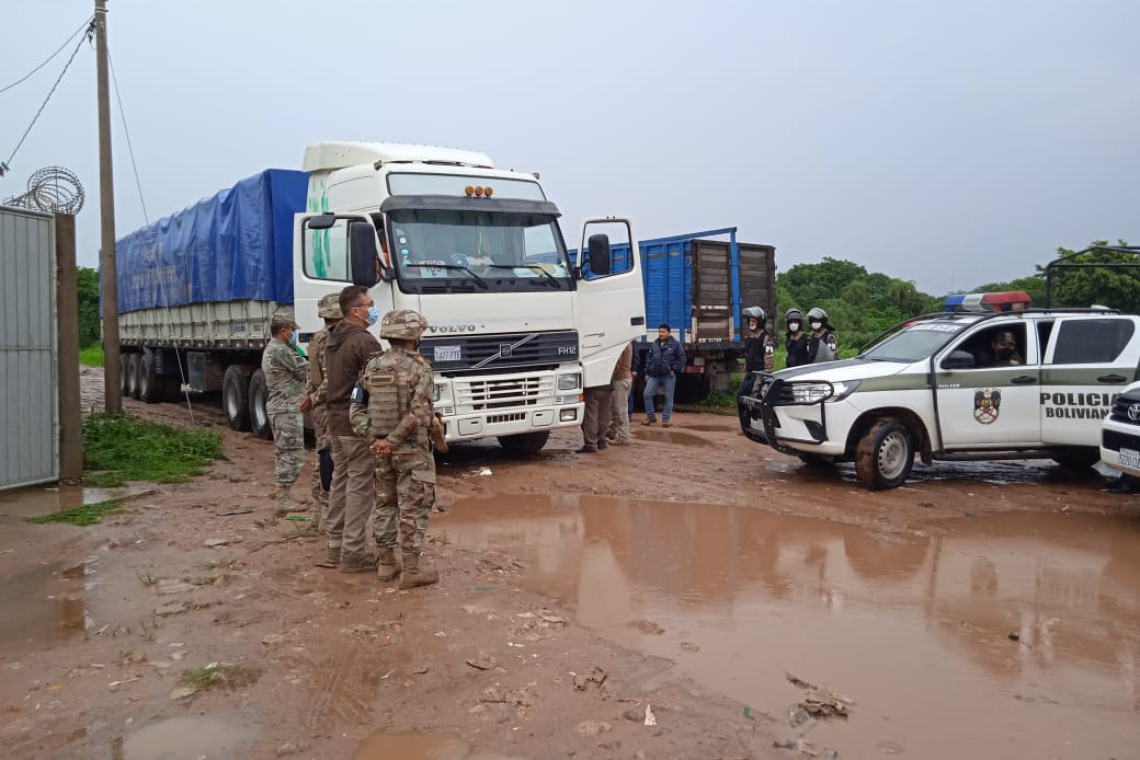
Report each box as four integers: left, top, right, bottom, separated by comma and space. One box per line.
407, 263, 488, 289
483, 263, 561, 288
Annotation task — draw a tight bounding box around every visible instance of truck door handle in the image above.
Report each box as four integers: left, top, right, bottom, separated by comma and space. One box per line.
1097, 374, 1128, 384
1010, 375, 1037, 385
631, 316, 645, 326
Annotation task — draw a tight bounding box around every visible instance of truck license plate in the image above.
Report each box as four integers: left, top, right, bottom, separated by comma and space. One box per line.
1120, 447, 1140, 470
434, 345, 461, 362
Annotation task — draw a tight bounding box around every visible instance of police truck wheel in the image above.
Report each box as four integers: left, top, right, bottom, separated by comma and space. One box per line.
497, 430, 550, 455
137, 351, 163, 404
222, 365, 253, 432
248, 369, 273, 440
854, 418, 914, 490
125, 353, 142, 400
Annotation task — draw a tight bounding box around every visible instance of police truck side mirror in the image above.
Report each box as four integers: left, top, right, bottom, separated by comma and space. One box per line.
587, 234, 612, 277
307, 214, 336, 230
348, 220, 380, 288
942, 350, 976, 370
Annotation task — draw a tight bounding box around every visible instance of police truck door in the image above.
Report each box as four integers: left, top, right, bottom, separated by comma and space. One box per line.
934, 322, 1042, 448
1039, 316, 1140, 446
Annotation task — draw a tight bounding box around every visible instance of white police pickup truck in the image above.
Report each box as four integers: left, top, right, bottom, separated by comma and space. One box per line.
740, 292, 1140, 489
1100, 381, 1140, 479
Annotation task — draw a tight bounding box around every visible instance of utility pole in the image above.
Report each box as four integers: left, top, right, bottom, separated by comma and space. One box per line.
95, 0, 122, 412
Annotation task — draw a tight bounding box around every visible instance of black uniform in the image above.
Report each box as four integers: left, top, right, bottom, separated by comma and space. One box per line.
786, 333, 811, 368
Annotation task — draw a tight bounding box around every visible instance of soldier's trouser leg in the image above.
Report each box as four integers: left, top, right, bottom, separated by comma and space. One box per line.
609, 378, 632, 440
339, 436, 375, 559
395, 450, 436, 556
270, 412, 304, 487
311, 406, 330, 530
372, 455, 399, 548
326, 436, 348, 551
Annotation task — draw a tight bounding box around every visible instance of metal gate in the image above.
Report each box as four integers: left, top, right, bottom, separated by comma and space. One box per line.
0, 206, 57, 490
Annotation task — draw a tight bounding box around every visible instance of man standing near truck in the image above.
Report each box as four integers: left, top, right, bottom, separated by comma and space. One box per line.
299, 293, 343, 532
737, 306, 774, 430
350, 309, 440, 588
262, 307, 309, 513
324, 286, 382, 572
642, 324, 686, 427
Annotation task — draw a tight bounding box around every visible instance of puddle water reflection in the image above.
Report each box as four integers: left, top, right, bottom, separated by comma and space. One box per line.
353, 731, 471, 760
438, 495, 1140, 760
631, 429, 712, 447
118, 715, 256, 760
0, 558, 94, 644
0, 484, 145, 519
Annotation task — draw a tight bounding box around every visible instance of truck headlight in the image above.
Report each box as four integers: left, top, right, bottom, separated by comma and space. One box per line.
433, 382, 451, 403
790, 383, 833, 404
826, 380, 861, 402
558, 373, 581, 391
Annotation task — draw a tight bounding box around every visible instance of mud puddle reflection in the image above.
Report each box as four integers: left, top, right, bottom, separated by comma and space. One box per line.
114, 715, 257, 759
0, 557, 95, 644
631, 429, 712, 447
438, 496, 1140, 760
0, 484, 147, 520
353, 731, 471, 760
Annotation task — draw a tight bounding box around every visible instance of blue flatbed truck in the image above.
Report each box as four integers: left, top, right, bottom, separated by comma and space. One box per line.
570, 228, 777, 403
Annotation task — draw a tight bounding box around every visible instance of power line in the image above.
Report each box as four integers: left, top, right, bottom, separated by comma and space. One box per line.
107, 50, 148, 224
0, 15, 94, 96
3, 19, 95, 176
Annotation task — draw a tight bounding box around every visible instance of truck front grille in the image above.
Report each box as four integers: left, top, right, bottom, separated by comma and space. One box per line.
457, 376, 554, 411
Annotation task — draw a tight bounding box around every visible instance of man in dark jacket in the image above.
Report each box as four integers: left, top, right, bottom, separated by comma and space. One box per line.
641, 324, 686, 427
323, 285, 382, 573
737, 306, 774, 430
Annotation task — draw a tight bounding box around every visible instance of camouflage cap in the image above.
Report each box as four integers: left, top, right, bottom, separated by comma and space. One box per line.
317, 293, 343, 319
994, 330, 1017, 346
270, 306, 299, 329
380, 309, 428, 341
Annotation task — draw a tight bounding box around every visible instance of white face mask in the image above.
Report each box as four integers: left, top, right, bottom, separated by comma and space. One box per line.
811, 321, 823, 331
788, 321, 801, 333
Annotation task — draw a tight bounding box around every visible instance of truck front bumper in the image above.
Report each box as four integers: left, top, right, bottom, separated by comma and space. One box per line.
739, 375, 853, 457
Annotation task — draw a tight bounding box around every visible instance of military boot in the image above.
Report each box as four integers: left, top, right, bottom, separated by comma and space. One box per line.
399, 553, 439, 588
376, 547, 400, 582
339, 551, 379, 574
316, 545, 340, 569
274, 485, 294, 517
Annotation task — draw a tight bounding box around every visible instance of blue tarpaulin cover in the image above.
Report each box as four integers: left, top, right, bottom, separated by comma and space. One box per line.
115, 169, 308, 314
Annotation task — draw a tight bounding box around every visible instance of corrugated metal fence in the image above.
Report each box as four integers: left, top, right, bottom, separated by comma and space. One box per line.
0, 206, 58, 490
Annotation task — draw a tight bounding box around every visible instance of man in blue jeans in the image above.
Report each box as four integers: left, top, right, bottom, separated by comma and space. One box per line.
642, 324, 687, 427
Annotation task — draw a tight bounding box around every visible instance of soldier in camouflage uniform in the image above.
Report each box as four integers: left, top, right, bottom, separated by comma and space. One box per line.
300, 293, 342, 532
262, 306, 308, 512
349, 309, 439, 588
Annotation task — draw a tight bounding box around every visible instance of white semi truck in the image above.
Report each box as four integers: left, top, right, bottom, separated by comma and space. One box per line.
115, 142, 646, 453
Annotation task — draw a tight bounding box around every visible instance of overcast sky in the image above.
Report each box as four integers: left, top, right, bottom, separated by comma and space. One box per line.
2, 0, 1137, 294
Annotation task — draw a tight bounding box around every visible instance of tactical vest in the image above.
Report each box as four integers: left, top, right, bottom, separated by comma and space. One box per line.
365, 353, 416, 438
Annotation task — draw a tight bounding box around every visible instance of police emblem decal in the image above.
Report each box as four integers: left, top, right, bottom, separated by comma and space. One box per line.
974, 388, 1001, 425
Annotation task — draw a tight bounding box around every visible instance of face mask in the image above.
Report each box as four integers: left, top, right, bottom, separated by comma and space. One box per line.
810, 321, 823, 331
997, 347, 1013, 359
748, 320, 759, 331
788, 321, 801, 333
366, 305, 380, 325
288, 331, 298, 347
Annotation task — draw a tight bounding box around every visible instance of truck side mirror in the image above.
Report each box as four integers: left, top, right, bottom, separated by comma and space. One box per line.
349, 220, 380, 288
942, 350, 976, 370
307, 214, 336, 231
587, 234, 611, 277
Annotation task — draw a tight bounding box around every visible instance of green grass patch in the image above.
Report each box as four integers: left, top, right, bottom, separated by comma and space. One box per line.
83, 413, 223, 488
26, 499, 125, 526
180, 664, 262, 692
79, 345, 104, 367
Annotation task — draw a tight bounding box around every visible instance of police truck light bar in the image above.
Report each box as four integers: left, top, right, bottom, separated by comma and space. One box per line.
943, 291, 1032, 313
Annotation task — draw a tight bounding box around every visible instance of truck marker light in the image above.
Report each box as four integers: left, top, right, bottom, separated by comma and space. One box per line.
465, 186, 475, 197
484, 186, 493, 197
474, 186, 485, 197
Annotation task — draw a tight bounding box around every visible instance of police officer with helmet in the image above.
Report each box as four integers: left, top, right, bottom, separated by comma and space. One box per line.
807, 307, 838, 364
350, 309, 441, 588
785, 308, 811, 368
738, 306, 774, 429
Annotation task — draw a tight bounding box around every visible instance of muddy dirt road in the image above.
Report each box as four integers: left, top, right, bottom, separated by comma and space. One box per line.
2, 377, 1138, 760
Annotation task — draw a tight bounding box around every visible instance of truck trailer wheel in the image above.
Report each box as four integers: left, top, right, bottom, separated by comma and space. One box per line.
137, 351, 163, 404
497, 430, 550, 455
125, 353, 142, 400
248, 369, 273, 440
120, 353, 130, 397
223, 365, 253, 432
854, 418, 914, 490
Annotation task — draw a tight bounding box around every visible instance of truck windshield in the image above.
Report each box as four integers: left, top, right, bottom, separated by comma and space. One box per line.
862, 321, 969, 363
388, 209, 572, 293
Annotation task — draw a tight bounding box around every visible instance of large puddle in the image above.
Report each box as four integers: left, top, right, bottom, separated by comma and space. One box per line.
437, 495, 1140, 760
0, 557, 93, 644
113, 715, 257, 759
0, 484, 146, 519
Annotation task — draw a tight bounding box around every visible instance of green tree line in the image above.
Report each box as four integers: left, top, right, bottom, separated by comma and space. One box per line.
77, 266, 101, 348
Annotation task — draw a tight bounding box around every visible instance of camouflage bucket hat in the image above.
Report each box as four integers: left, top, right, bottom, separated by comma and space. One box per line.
379, 309, 428, 340
317, 293, 343, 319
270, 306, 299, 329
